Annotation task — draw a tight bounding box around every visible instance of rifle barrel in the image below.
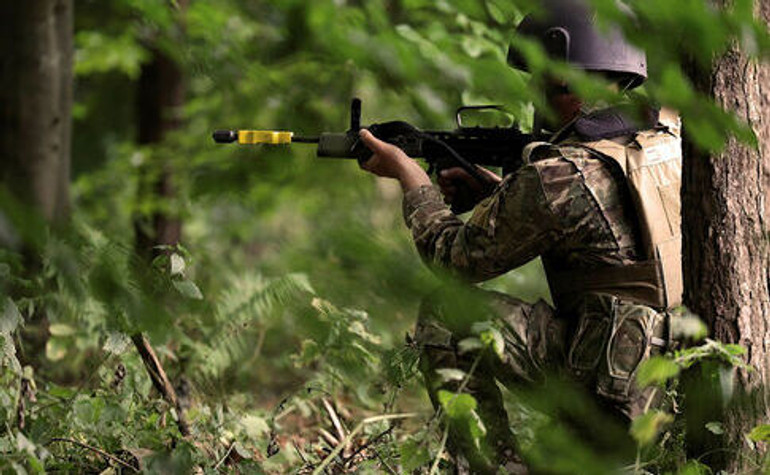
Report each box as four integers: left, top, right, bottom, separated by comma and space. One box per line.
212, 130, 320, 145
291, 136, 320, 143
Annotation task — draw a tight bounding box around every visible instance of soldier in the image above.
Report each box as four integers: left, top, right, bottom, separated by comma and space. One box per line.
359, 0, 681, 472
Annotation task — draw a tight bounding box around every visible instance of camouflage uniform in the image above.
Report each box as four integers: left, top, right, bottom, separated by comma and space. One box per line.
404, 126, 673, 469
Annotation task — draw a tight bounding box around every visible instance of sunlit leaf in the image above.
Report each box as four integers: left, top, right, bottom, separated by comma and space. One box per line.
172, 280, 203, 300
436, 368, 467, 383
472, 322, 505, 359
748, 424, 770, 442
74, 31, 149, 79
458, 337, 484, 354
46, 338, 68, 362
636, 356, 680, 388
49, 324, 76, 337
170, 253, 185, 276
630, 410, 673, 446
438, 390, 477, 419
705, 421, 724, 435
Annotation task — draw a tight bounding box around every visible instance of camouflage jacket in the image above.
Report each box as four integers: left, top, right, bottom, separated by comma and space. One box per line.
403, 134, 645, 312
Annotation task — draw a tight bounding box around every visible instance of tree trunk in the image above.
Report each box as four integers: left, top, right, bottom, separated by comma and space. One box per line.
0, 0, 72, 224
130, 4, 190, 437
134, 48, 184, 258
0, 0, 73, 371
682, 1, 770, 470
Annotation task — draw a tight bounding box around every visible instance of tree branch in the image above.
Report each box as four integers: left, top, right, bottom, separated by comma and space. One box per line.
47, 437, 139, 472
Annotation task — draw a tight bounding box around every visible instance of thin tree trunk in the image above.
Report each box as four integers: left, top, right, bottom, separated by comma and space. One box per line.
134, 48, 184, 258
0, 0, 72, 224
131, 4, 190, 438
682, 1, 770, 470
0, 0, 73, 370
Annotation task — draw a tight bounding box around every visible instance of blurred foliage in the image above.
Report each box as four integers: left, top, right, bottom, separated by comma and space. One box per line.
0, 0, 768, 472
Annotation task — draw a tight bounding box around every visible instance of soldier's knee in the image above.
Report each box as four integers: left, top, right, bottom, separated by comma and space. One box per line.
567, 296, 670, 420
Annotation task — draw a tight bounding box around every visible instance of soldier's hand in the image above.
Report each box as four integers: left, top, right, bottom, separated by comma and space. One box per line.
437, 167, 501, 206
358, 129, 431, 191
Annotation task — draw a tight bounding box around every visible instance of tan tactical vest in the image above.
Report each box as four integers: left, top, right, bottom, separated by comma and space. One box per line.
550, 108, 683, 309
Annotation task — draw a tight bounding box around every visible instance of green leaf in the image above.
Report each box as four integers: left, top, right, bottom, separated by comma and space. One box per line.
676, 460, 711, 475
471, 321, 505, 359
170, 253, 186, 276
437, 391, 487, 451
438, 390, 477, 419
240, 414, 269, 440
49, 323, 76, 337
723, 344, 747, 356
458, 337, 484, 354
485, 1, 508, 24
48, 385, 77, 399
293, 340, 321, 367
636, 356, 680, 388
400, 438, 431, 472
103, 332, 131, 355
173, 280, 203, 300
630, 411, 673, 446
0, 298, 22, 334
705, 421, 724, 435
232, 442, 252, 460
748, 424, 770, 442
480, 329, 504, 359
436, 368, 467, 383
466, 409, 488, 445
74, 31, 149, 79
46, 338, 68, 362
658, 65, 695, 106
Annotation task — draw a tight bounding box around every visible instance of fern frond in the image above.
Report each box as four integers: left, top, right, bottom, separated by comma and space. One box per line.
193, 272, 314, 381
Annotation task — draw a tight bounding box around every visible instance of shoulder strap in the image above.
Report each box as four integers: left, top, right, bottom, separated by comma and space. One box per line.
657, 107, 681, 137
577, 138, 630, 174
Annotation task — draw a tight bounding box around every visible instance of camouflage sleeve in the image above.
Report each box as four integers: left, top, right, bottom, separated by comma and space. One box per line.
402, 165, 563, 282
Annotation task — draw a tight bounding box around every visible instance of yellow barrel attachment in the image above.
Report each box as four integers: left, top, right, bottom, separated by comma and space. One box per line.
238, 130, 294, 145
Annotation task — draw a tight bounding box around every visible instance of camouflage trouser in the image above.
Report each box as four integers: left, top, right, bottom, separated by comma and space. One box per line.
415, 290, 669, 472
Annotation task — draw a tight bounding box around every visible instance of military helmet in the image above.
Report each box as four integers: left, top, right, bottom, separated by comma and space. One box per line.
507, 0, 647, 89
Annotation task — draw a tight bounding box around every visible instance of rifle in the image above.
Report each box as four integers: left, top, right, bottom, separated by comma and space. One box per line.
213, 98, 535, 213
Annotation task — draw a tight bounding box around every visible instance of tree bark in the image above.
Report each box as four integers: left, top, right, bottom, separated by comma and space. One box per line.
682, 1, 770, 470
0, 0, 72, 224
